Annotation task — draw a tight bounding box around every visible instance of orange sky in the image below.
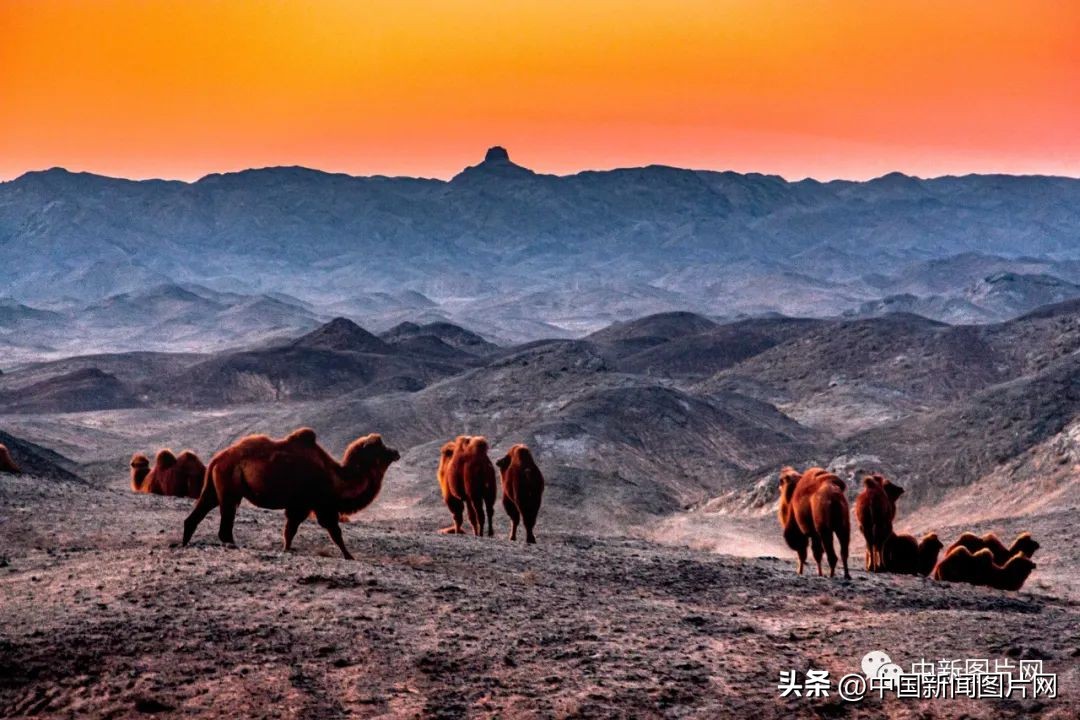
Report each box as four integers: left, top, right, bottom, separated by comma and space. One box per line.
1, 0, 1077, 181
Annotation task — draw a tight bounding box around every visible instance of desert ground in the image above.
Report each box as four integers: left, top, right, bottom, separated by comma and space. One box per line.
1, 466, 1077, 719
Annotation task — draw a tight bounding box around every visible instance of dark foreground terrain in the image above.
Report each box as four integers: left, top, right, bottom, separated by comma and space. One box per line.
1, 475, 1077, 719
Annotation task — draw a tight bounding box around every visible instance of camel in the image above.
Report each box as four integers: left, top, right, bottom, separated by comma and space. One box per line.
436, 440, 465, 534
130, 449, 205, 498
441, 435, 496, 537
778, 466, 850, 579
0, 443, 22, 474
945, 531, 1040, 565
932, 546, 1037, 591
882, 532, 943, 576
496, 444, 544, 544
180, 428, 399, 559
854, 473, 903, 572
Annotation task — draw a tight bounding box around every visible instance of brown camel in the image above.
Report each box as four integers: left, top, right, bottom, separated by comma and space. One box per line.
436, 440, 465, 534
180, 428, 399, 559
496, 444, 544, 544
130, 449, 205, 498
882, 532, 943, 576
933, 546, 1037, 591
0, 443, 21, 475
854, 473, 903, 572
945, 531, 1040, 565
778, 466, 850, 579
442, 435, 496, 537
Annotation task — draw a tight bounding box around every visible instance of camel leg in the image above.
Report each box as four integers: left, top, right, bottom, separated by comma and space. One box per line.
282, 507, 306, 552
316, 509, 353, 560
809, 535, 824, 576
473, 497, 487, 537
484, 493, 495, 538
503, 496, 520, 541
217, 496, 239, 547
465, 499, 482, 537
181, 485, 218, 546
439, 497, 466, 534
796, 544, 807, 575
821, 528, 838, 578
522, 506, 539, 545
864, 548, 872, 572
838, 528, 850, 580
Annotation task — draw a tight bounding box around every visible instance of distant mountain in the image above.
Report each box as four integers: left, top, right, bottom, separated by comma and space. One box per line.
0, 283, 326, 366
6, 303, 1080, 529
380, 321, 498, 356
292, 317, 393, 353
3, 149, 1080, 351
849, 270, 1080, 324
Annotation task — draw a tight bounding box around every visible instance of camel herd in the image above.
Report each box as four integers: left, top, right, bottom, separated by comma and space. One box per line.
777, 466, 1040, 591
0, 439, 1042, 592
122, 428, 545, 559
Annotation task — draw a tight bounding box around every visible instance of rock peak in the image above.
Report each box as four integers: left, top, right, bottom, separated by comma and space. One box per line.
484, 146, 511, 164
451, 146, 534, 182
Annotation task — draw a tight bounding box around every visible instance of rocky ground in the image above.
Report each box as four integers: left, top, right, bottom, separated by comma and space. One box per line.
1, 475, 1077, 719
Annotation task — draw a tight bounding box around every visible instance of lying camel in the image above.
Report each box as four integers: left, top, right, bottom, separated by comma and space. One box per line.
945, 532, 1040, 565
778, 466, 850, 579
181, 428, 399, 559
130, 449, 205, 498
882, 532, 943, 576
496, 444, 544, 544
854, 473, 903, 572
0, 443, 21, 474
442, 436, 496, 536
933, 546, 1037, 591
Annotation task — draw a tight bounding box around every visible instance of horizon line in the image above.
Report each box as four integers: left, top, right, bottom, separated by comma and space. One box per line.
4, 149, 1080, 186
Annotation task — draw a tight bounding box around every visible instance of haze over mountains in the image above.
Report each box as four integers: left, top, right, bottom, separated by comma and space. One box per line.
3, 147, 1080, 361
2, 146, 1080, 557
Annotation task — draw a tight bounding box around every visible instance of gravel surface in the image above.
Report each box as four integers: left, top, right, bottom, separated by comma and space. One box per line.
1, 476, 1077, 719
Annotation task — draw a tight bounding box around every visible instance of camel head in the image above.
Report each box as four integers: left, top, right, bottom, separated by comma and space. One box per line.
777, 467, 801, 524
919, 533, 942, 552
1010, 532, 1040, 558
778, 467, 801, 499
882, 478, 904, 503
130, 453, 151, 489
335, 434, 400, 517
1000, 554, 1037, 591
343, 434, 401, 479
496, 453, 511, 471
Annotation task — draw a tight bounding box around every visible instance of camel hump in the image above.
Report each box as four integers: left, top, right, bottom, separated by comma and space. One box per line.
131, 453, 150, 467
513, 444, 535, 465
823, 473, 846, 491
469, 436, 489, 454
285, 427, 318, 446
861, 473, 884, 488
155, 449, 177, 468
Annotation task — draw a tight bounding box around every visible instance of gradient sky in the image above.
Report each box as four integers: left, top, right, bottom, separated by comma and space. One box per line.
2, 1, 1078, 181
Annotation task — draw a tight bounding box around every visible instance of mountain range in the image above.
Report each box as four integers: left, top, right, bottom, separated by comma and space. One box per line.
3, 148, 1080, 361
